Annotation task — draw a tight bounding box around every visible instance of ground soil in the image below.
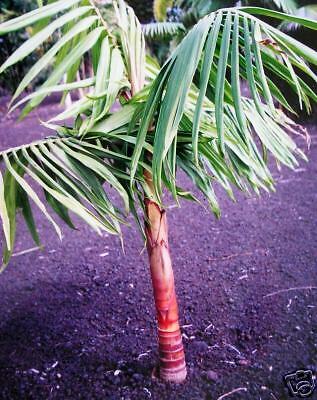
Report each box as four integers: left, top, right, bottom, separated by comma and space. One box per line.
0, 98, 316, 400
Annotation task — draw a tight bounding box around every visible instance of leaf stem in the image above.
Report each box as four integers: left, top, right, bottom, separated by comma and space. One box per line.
89, 0, 116, 41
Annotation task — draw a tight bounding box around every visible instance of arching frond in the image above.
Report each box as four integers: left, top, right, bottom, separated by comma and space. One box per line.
130, 7, 317, 201
0, 129, 146, 268
0, 0, 138, 119
0, 0, 83, 34
142, 21, 186, 40
176, 0, 297, 15
0, 1, 107, 117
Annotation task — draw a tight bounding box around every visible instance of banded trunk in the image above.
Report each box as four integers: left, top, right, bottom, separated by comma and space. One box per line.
144, 194, 187, 383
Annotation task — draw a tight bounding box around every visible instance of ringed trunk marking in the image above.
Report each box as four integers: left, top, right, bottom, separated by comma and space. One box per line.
145, 198, 187, 383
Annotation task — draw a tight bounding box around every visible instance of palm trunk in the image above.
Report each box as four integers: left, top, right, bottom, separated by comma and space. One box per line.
144, 173, 187, 383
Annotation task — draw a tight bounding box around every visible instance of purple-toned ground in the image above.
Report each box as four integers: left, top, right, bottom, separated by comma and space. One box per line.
0, 98, 316, 400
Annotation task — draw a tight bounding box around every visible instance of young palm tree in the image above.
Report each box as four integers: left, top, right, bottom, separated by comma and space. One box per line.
1, 0, 317, 383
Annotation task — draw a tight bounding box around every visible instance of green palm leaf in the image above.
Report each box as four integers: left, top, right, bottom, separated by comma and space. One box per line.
142, 21, 186, 40
0, 6, 93, 74
0, 0, 82, 34
10, 16, 99, 103
114, 0, 146, 94
20, 26, 104, 118
131, 7, 317, 200
0, 134, 139, 268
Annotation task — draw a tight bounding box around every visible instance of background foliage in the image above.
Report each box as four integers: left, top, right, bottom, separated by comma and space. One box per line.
0, 1, 45, 92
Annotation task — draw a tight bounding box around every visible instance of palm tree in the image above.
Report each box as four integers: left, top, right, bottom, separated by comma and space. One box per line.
1, 0, 317, 383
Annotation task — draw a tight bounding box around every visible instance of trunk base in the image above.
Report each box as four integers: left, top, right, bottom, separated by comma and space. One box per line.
159, 364, 187, 383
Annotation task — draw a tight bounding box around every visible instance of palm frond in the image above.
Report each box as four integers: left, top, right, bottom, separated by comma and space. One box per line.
175, 0, 298, 29
10, 15, 100, 105
0, 0, 123, 118
142, 21, 186, 40
0, 131, 143, 268
0, 0, 83, 34
130, 7, 317, 202
113, 0, 146, 95
177, 0, 297, 15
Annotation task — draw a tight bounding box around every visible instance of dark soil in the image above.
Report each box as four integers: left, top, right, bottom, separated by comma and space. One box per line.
0, 98, 316, 400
